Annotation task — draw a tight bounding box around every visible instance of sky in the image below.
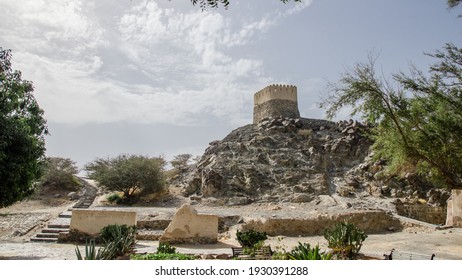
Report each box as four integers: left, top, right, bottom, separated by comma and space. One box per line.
0, 0, 461, 170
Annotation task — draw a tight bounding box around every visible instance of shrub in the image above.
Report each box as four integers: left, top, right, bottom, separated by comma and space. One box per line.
242, 240, 265, 258
287, 242, 332, 260
236, 229, 268, 248
39, 157, 80, 191
156, 242, 176, 254
131, 253, 195, 260
106, 193, 122, 204
85, 154, 166, 202
323, 221, 367, 259
99, 224, 137, 259
271, 251, 290, 260
75, 239, 102, 260
75, 239, 116, 260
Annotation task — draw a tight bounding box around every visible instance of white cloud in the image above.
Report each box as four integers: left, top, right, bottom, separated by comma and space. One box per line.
0, 0, 314, 126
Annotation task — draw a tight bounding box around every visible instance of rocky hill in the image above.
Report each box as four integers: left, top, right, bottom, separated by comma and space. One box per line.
182, 117, 371, 205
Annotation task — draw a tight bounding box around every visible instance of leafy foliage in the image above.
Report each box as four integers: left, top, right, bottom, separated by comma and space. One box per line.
131, 252, 195, 260
75, 239, 120, 260
131, 242, 194, 260
39, 157, 80, 191
0, 48, 48, 208
323, 221, 367, 259
156, 242, 177, 254
236, 229, 268, 248
77, 224, 138, 260
106, 193, 122, 204
321, 44, 462, 189
190, 0, 302, 10
287, 242, 333, 260
448, 0, 462, 9
170, 153, 192, 173
85, 154, 166, 202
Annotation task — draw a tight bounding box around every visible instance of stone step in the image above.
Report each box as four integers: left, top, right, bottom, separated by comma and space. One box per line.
48, 224, 70, 229
42, 228, 69, 234
58, 212, 72, 218
36, 232, 59, 238
30, 237, 58, 243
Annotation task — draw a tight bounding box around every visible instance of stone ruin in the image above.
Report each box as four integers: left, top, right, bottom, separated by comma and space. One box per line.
183, 84, 371, 204
177, 84, 460, 227
253, 84, 300, 124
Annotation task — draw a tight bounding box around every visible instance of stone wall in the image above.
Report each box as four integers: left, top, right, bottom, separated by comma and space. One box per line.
70, 209, 137, 236
396, 204, 446, 225
253, 84, 300, 124
241, 210, 402, 236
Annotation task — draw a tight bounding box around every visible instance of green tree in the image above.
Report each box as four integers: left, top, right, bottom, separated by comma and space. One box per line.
39, 157, 81, 190
448, 0, 461, 9
320, 44, 462, 189
170, 153, 192, 173
190, 0, 302, 10
0, 48, 48, 208
85, 154, 166, 201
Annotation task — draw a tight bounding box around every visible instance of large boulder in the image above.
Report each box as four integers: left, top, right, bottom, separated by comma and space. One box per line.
160, 204, 218, 244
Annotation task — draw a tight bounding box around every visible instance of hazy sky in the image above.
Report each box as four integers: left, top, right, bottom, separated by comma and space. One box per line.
1, 0, 460, 169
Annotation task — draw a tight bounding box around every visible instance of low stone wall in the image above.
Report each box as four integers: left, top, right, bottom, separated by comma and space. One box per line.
241, 210, 402, 236
137, 220, 171, 230
70, 209, 137, 236
396, 204, 446, 225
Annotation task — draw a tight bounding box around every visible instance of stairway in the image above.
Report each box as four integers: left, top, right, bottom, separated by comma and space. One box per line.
30, 213, 71, 243
30, 178, 98, 243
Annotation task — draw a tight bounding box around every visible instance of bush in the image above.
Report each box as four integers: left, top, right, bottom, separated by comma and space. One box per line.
99, 224, 137, 259
156, 242, 176, 254
106, 193, 122, 204
75, 239, 105, 260
85, 154, 166, 202
323, 221, 367, 259
39, 157, 81, 191
236, 229, 268, 248
287, 242, 332, 260
131, 253, 195, 260
75, 239, 120, 260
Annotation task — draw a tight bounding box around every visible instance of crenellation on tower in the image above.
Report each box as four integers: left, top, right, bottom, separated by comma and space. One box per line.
253, 84, 300, 124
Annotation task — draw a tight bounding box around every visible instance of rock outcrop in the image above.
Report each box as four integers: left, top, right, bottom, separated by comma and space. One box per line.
160, 204, 218, 244
183, 117, 371, 205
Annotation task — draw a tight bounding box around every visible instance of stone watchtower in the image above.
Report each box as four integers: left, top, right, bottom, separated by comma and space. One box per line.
253, 84, 300, 124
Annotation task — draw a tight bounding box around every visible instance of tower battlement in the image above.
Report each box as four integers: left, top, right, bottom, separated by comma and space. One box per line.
253, 84, 300, 124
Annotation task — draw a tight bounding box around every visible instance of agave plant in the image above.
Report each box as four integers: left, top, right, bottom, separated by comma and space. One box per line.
75, 239, 109, 260
287, 242, 332, 260
323, 221, 367, 259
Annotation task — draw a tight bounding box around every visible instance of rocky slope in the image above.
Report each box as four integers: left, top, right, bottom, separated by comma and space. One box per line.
183, 117, 371, 205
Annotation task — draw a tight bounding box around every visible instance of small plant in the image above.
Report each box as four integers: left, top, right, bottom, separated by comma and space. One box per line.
323, 221, 367, 259
106, 193, 122, 204
156, 242, 176, 254
75, 239, 114, 260
242, 240, 265, 257
131, 253, 195, 260
99, 224, 137, 259
271, 251, 290, 260
236, 229, 268, 248
287, 242, 332, 260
